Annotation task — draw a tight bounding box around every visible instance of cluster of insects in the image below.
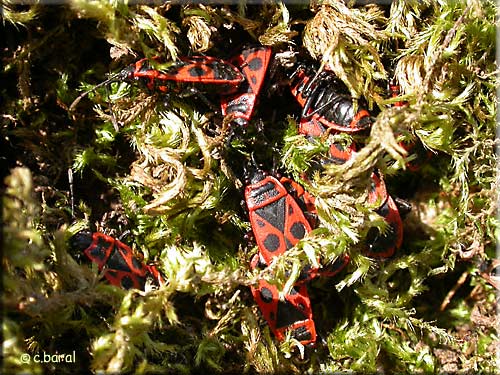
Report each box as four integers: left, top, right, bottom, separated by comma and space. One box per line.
70, 46, 420, 347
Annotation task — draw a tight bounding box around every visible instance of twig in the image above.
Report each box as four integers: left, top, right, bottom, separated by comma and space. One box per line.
440, 270, 469, 311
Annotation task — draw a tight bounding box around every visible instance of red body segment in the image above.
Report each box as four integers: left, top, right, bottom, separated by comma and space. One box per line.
295, 98, 405, 259
128, 56, 245, 95
221, 46, 273, 125
368, 171, 388, 207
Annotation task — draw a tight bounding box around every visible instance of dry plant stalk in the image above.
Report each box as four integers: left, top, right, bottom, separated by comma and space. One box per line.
303, 2, 387, 97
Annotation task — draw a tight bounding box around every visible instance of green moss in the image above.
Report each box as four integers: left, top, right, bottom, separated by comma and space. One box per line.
2, 1, 497, 373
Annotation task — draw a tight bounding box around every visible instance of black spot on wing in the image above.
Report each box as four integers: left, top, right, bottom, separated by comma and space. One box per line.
189, 66, 207, 77
290, 221, 306, 240
260, 287, 274, 303
248, 57, 263, 71
263, 233, 280, 252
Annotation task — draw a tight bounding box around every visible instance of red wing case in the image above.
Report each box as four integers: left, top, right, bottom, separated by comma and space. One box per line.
245, 175, 313, 265
221, 46, 273, 125
130, 56, 244, 94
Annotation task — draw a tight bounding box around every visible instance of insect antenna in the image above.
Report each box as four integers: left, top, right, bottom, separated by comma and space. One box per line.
68, 72, 121, 112
103, 83, 121, 132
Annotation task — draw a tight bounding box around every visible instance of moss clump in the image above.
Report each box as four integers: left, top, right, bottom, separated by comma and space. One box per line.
2, 1, 498, 374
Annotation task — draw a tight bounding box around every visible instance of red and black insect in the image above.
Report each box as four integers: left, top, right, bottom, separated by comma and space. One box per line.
296, 114, 406, 259
243, 165, 350, 277
244, 170, 314, 265
250, 254, 317, 346
69, 55, 245, 111
289, 66, 373, 133
243, 170, 318, 345
70, 231, 164, 290
123, 56, 244, 94
221, 46, 273, 126
291, 73, 408, 258
263, 175, 351, 277
244, 165, 349, 345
